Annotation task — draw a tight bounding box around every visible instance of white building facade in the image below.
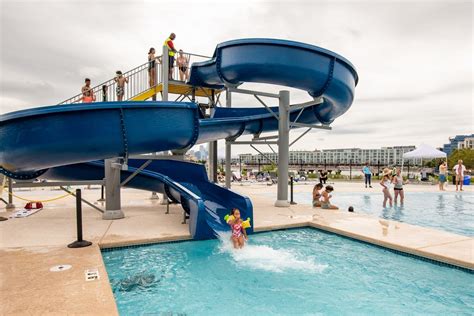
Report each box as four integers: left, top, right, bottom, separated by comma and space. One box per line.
237, 146, 418, 166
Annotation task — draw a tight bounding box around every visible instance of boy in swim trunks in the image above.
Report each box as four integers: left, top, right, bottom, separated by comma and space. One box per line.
312, 183, 323, 207
114, 71, 128, 101
227, 208, 247, 249
321, 185, 338, 209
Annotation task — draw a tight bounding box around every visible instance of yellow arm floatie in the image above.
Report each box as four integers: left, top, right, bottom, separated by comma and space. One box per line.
225, 215, 235, 224
242, 217, 251, 229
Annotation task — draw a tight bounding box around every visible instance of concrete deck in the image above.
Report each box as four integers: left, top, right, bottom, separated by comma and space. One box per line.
1, 182, 472, 315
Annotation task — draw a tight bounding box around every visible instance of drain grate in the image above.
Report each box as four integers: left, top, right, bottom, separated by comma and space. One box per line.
85, 268, 100, 281
50, 264, 72, 272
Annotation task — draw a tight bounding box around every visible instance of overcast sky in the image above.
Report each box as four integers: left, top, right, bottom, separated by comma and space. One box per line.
1, 0, 472, 157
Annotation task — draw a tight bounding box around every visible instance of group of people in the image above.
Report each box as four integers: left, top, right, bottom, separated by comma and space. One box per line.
440, 160, 468, 191
379, 167, 406, 208
312, 183, 338, 209
81, 33, 190, 103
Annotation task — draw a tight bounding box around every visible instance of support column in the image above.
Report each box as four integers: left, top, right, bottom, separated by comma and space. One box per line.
208, 141, 218, 183
275, 90, 290, 207
6, 177, 15, 209
225, 89, 232, 188
162, 45, 169, 101
103, 158, 125, 219
208, 95, 218, 183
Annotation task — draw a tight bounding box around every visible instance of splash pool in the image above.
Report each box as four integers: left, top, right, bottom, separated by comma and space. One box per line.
102, 228, 473, 315
294, 191, 473, 236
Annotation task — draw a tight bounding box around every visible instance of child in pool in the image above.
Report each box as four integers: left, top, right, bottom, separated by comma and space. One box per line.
312, 183, 324, 207
227, 208, 247, 249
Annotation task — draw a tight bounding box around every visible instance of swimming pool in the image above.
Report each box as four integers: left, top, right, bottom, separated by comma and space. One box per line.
294, 191, 474, 236
102, 228, 473, 315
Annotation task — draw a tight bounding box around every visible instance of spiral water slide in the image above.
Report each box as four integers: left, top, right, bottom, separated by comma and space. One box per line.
0, 39, 358, 239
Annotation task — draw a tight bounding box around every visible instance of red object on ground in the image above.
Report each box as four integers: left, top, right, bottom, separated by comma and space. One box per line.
24, 202, 43, 209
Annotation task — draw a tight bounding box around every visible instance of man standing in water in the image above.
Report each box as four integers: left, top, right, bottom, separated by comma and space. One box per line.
164, 33, 177, 80
453, 160, 467, 191
362, 162, 372, 188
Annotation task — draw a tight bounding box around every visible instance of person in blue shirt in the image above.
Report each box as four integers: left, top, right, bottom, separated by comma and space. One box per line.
362, 162, 372, 188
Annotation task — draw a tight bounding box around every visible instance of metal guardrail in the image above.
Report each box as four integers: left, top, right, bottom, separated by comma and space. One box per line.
58, 51, 211, 105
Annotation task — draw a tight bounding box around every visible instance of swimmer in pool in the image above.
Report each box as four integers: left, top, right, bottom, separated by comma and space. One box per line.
228, 208, 247, 249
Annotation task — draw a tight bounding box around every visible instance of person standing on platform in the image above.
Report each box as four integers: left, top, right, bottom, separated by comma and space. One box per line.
114, 71, 128, 102
101, 85, 108, 102
164, 33, 177, 80
362, 162, 372, 188
81, 78, 95, 103
148, 47, 157, 88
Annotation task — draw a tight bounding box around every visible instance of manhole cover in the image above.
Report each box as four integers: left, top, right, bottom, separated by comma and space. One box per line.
50, 264, 72, 272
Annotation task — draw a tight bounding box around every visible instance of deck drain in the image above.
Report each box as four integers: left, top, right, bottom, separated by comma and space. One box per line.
50, 264, 72, 272
85, 268, 100, 281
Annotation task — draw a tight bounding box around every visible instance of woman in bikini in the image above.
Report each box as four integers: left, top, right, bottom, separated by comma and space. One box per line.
148, 47, 156, 88
228, 208, 247, 249
392, 167, 406, 205
380, 168, 393, 208
176, 50, 190, 82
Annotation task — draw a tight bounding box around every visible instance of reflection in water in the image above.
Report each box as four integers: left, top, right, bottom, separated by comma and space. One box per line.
392, 205, 404, 221
381, 207, 391, 220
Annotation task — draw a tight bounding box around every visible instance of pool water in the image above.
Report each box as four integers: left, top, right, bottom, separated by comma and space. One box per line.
294, 191, 474, 236
102, 228, 473, 315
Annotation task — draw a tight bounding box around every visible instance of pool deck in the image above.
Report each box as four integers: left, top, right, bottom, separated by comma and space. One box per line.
1, 182, 472, 315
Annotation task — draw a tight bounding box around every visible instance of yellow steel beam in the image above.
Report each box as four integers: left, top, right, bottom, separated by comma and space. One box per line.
129, 85, 163, 101
129, 82, 223, 101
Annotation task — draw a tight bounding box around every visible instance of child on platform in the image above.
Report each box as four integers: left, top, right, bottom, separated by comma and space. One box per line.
227, 208, 247, 249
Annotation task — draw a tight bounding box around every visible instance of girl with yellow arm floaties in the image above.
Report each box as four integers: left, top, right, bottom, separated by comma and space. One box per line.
224, 208, 251, 249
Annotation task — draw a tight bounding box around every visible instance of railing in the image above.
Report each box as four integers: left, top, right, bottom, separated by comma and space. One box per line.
58, 50, 211, 105
168, 51, 211, 84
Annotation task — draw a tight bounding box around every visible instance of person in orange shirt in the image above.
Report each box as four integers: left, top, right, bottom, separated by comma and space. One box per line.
81, 78, 95, 103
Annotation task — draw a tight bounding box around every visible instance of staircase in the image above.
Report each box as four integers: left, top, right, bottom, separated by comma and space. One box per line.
58, 51, 220, 105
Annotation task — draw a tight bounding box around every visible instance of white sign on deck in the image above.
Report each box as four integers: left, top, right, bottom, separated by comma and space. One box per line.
85, 268, 100, 281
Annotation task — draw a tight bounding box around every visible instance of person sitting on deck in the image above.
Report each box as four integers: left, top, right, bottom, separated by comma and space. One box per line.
312, 183, 324, 207
321, 185, 338, 210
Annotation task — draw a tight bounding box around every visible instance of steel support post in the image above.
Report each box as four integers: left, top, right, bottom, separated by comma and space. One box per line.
6, 177, 15, 209
208, 98, 218, 183
162, 45, 169, 101
103, 158, 124, 219
225, 89, 232, 188
275, 90, 290, 207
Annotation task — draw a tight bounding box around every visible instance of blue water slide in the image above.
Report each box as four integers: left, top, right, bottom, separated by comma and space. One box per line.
43, 159, 253, 240
189, 38, 358, 125
0, 38, 358, 239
